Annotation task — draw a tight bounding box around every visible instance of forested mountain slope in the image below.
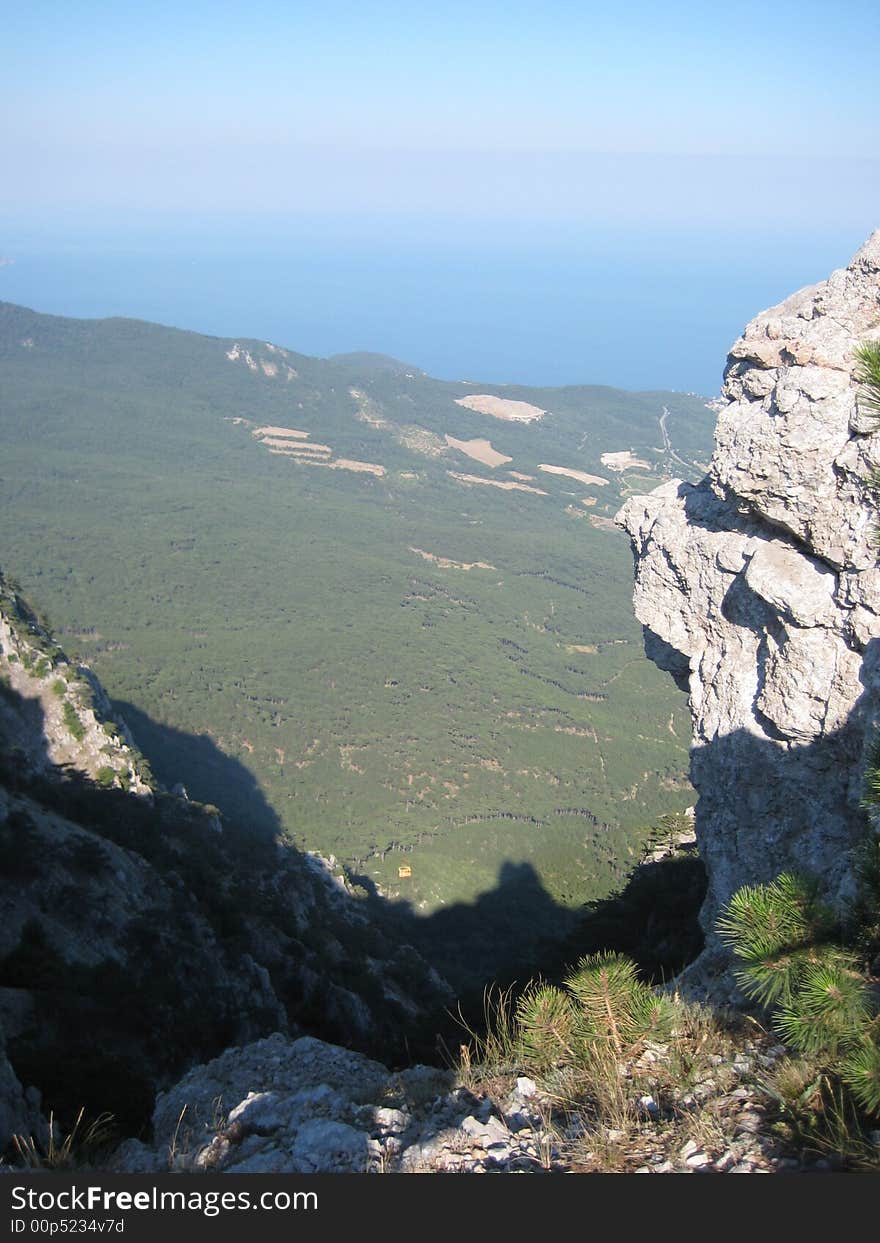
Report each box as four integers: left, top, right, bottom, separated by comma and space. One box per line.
0, 301, 715, 956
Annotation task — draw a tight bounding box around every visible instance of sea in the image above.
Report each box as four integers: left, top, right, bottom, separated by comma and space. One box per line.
0, 217, 860, 396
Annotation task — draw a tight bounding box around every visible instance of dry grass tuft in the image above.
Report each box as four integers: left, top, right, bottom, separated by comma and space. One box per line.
13, 1107, 115, 1170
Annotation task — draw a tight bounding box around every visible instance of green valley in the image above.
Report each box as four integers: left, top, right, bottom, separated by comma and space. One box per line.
0, 301, 715, 963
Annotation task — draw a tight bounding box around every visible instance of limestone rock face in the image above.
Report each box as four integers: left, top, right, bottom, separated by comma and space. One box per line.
618, 232, 880, 995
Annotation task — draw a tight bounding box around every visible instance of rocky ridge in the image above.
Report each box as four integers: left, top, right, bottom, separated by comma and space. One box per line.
618, 231, 880, 992
0, 577, 152, 795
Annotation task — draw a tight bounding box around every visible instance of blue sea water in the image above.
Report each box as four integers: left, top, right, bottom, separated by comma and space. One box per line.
0, 218, 860, 395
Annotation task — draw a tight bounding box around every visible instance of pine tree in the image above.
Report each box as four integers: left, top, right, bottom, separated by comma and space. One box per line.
717, 873, 880, 1115
513, 950, 675, 1071
854, 340, 880, 422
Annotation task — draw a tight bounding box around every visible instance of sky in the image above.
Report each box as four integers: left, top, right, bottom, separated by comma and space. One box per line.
1, 2, 878, 390
3, 0, 878, 227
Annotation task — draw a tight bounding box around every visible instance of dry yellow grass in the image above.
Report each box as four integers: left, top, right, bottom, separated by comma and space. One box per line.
261, 439, 331, 453
444, 434, 512, 468
447, 471, 548, 496
454, 394, 546, 422
329, 458, 386, 476
410, 548, 496, 571
600, 450, 651, 471
538, 464, 609, 487
252, 426, 310, 439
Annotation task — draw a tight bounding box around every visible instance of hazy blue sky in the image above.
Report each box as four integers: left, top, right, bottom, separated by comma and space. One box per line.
1, 2, 878, 390
3, 0, 878, 227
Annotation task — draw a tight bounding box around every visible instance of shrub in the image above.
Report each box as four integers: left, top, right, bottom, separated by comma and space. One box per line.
855, 341, 880, 508
95, 766, 116, 789
51, 679, 66, 697
12, 1107, 116, 1171
62, 701, 86, 743
134, 756, 155, 789
717, 873, 880, 1115
565, 951, 675, 1052
516, 982, 578, 1069
854, 341, 880, 422
64, 835, 110, 874
513, 950, 676, 1074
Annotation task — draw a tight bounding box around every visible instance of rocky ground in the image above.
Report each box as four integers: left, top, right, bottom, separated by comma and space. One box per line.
103, 1029, 875, 1175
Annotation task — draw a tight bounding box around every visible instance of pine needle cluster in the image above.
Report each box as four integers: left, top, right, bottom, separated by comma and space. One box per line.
514, 951, 675, 1072
854, 341, 880, 423
855, 340, 880, 507
717, 874, 880, 1115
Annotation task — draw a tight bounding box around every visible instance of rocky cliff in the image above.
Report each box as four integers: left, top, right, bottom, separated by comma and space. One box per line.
618, 232, 880, 995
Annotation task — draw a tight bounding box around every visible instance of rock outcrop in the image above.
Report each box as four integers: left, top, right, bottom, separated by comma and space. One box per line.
618, 232, 880, 994
0, 577, 153, 795
113, 1032, 565, 1174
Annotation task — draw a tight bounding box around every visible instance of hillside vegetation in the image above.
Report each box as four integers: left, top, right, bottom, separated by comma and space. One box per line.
0, 301, 716, 976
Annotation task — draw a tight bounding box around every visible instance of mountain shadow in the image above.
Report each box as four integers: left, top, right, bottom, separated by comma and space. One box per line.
350, 860, 577, 999
111, 698, 709, 1015
113, 699, 280, 846
0, 683, 709, 1149
111, 700, 656, 1002
0, 678, 56, 780
0, 693, 444, 1142
545, 851, 706, 985
342, 851, 707, 1048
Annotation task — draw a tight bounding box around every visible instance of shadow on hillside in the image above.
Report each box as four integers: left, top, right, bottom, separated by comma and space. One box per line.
0, 685, 709, 1152
110, 701, 641, 998
352, 859, 578, 996
3, 675, 706, 1002
109, 697, 710, 1003
1, 673, 754, 1013
349, 853, 707, 1036
114, 699, 280, 846
0, 678, 56, 779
